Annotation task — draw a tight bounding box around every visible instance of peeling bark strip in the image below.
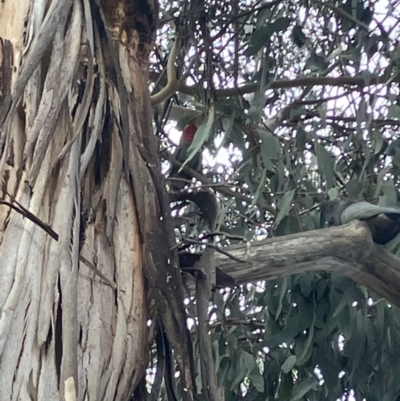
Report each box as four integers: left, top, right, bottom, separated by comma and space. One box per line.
0, 38, 13, 126
0, 1, 158, 401
0, 0, 74, 129
95, 1, 198, 400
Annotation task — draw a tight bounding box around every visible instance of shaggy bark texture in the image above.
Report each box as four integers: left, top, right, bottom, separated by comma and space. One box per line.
0, 1, 195, 400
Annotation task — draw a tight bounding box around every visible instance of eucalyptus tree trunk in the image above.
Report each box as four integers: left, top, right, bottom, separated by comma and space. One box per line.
0, 1, 193, 400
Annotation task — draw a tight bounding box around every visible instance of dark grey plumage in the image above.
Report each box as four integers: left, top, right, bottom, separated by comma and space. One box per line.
320, 199, 400, 244
292, 25, 308, 48
170, 189, 218, 231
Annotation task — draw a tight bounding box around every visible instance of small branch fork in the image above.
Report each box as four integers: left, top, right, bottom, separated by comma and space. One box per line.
1, 195, 59, 240
0, 194, 116, 289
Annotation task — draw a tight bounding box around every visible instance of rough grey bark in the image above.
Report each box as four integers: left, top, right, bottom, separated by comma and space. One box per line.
217, 220, 400, 307
0, 1, 180, 400
2, 2, 400, 401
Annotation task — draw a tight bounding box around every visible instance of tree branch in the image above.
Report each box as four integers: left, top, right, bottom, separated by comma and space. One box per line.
216, 220, 400, 307
149, 73, 399, 99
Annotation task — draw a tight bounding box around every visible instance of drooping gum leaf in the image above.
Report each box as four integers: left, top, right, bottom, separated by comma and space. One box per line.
275, 189, 295, 227
181, 105, 215, 169
291, 377, 319, 400
315, 142, 335, 189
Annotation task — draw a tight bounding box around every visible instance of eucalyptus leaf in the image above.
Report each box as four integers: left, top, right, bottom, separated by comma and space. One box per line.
291, 377, 319, 400
292, 25, 307, 48
246, 17, 291, 55
381, 179, 397, 206
222, 114, 235, 138
259, 129, 280, 160
177, 115, 198, 130
275, 276, 289, 321
346, 179, 363, 199
249, 369, 265, 392
296, 124, 307, 153
182, 106, 215, 168
281, 355, 297, 373
246, 27, 270, 55
277, 372, 294, 400
315, 142, 335, 189
255, 7, 272, 29
275, 189, 295, 227
327, 187, 339, 200
269, 17, 291, 34
297, 321, 316, 365
306, 53, 328, 71
371, 128, 384, 154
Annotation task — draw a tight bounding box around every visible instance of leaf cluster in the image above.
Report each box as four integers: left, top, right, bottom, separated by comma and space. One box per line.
152, 0, 400, 399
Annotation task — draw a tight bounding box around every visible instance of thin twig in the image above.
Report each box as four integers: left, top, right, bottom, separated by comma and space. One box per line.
0, 198, 59, 240
1, 195, 116, 289
181, 238, 247, 264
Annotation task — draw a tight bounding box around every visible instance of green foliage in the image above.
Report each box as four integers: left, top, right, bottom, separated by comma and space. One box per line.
209, 276, 400, 400
154, 0, 400, 399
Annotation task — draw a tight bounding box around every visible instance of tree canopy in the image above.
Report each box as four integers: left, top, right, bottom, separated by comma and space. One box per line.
151, 0, 400, 400
1, 0, 400, 400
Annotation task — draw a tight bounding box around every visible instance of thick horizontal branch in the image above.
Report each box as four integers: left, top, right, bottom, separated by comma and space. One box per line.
216, 220, 400, 307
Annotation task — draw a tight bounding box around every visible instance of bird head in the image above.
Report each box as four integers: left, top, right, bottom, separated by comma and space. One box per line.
180, 124, 198, 144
